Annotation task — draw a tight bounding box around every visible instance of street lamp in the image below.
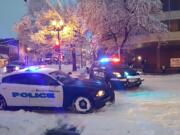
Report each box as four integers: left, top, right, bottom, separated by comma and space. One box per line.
51, 20, 64, 70
26, 47, 32, 65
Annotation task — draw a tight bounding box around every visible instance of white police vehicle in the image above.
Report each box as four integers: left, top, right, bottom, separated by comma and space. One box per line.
0, 66, 114, 113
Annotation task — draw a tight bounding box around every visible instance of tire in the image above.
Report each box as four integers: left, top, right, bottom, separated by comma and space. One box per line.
109, 91, 115, 103
0, 96, 7, 110
72, 96, 94, 114
135, 83, 141, 87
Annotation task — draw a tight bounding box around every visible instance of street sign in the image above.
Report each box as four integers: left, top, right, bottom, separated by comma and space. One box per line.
170, 58, 180, 67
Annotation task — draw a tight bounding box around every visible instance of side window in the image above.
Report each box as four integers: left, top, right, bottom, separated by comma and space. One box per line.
2, 73, 59, 86
2, 74, 28, 84
28, 73, 59, 86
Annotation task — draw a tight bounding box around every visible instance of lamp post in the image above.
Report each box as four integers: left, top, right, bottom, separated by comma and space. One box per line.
51, 20, 64, 70
26, 47, 32, 66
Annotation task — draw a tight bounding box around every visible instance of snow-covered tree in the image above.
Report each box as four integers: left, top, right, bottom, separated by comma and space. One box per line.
15, 0, 54, 63
77, 0, 167, 56
16, 0, 89, 67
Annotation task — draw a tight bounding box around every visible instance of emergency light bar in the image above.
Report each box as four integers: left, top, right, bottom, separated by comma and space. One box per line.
100, 58, 120, 63
25, 65, 46, 72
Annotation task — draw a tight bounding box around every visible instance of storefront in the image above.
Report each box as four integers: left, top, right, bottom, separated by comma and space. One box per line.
133, 41, 180, 73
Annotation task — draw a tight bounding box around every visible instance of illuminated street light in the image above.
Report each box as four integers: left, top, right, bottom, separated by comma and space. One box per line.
59, 20, 64, 26
51, 20, 64, 70
27, 47, 32, 52
56, 41, 60, 45
51, 20, 57, 26
137, 56, 142, 61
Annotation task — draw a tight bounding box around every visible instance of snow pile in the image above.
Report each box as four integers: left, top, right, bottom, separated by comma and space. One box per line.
0, 110, 61, 135
60, 74, 180, 135
0, 74, 180, 135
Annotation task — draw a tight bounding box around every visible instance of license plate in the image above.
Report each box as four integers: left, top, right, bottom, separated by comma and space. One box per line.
128, 78, 138, 82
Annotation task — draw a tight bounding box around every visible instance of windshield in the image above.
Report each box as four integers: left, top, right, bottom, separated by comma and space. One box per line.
50, 71, 71, 83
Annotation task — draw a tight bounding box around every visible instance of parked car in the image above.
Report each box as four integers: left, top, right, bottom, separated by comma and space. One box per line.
89, 57, 144, 90
0, 66, 114, 113
5, 61, 26, 73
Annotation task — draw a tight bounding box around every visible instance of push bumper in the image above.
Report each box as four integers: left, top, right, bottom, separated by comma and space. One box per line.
93, 91, 115, 109
110, 76, 144, 88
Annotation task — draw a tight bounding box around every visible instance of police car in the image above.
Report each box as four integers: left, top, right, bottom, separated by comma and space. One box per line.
0, 66, 114, 113
89, 58, 144, 89
5, 61, 26, 73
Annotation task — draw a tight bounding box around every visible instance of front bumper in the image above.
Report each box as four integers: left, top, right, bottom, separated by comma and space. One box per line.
93, 90, 115, 109
110, 76, 144, 89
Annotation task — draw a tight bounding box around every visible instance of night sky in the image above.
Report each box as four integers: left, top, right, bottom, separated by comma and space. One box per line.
0, 0, 27, 38
0, 0, 78, 39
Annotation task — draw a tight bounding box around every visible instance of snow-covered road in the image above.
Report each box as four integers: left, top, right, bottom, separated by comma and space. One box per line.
0, 74, 180, 135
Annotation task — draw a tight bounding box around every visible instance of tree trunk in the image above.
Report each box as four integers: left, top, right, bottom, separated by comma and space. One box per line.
111, 32, 120, 57
119, 26, 130, 57
93, 50, 96, 61
72, 47, 77, 71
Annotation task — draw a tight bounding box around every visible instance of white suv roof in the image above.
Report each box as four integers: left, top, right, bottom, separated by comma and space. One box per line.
3, 66, 58, 78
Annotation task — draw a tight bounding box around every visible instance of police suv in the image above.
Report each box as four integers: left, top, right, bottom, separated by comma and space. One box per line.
0, 66, 114, 113
90, 58, 144, 90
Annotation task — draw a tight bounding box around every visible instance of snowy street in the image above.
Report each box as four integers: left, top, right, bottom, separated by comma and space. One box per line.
1, 0, 180, 134
0, 74, 180, 135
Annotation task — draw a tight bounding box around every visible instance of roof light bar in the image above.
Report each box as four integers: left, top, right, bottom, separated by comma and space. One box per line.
100, 57, 120, 63
100, 58, 110, 63
25, 66, 40, 72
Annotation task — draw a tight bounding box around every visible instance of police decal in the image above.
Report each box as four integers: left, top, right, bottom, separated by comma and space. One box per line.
12, 92, 55, 99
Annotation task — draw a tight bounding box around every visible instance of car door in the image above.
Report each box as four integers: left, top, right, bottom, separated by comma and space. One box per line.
28, 73, 63, 107
1, 74, 32, 107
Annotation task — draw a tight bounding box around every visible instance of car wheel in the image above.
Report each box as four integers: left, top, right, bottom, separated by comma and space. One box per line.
0, 96, 7, 110
135, 83, 141, 87
109, 91, 115, 103
73, 96, 93, 113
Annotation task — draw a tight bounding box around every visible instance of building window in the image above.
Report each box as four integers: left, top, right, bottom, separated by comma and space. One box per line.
170, 0, 180, 11
161, 0, 180, 11
163, 19, 180, 32
161, 0, 170, 11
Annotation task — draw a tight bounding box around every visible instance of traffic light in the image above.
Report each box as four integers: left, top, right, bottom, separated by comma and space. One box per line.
53, 41, 60, 52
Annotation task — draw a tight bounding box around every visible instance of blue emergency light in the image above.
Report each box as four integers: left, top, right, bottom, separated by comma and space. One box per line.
100, 58, 110, 63
124, 71, 129, 77
100, 57, 120, 63
25, 66, 41, 72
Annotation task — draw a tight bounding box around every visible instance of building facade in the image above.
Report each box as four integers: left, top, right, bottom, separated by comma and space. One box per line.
101, 0, 180, 73
0, 38, 19, 65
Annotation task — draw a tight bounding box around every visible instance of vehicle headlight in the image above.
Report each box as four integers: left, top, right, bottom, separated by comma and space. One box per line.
96, 90, 105, 97
137, 71, 142, 75
113, 72, 122, 78
124, 71, 129, 77
15, 66, 20, 71
3, 67, 7, 73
